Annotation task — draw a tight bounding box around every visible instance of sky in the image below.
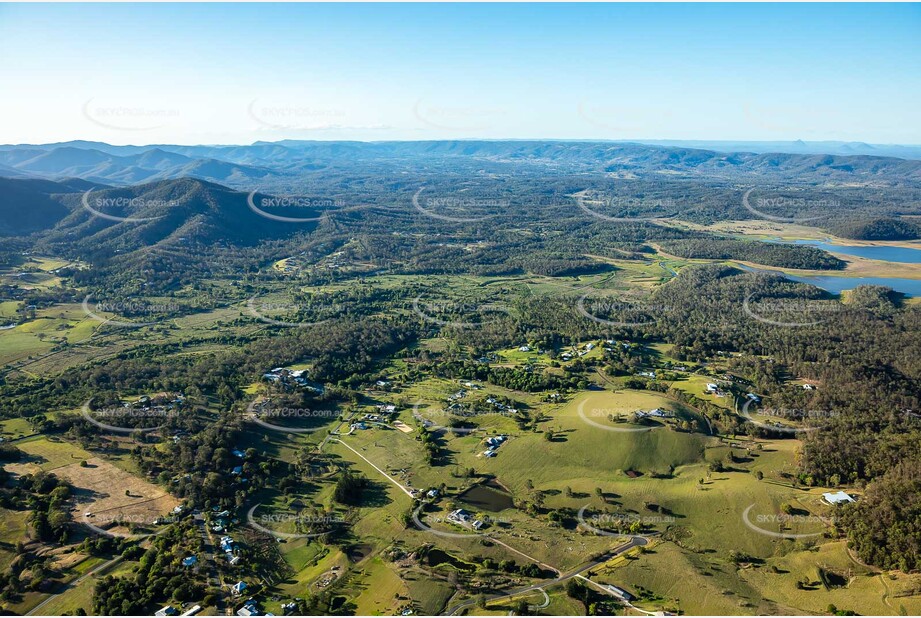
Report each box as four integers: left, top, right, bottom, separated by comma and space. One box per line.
1, 2, 919, 146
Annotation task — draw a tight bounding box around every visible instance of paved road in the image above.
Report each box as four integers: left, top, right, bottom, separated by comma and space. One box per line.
443, 536, 648, 615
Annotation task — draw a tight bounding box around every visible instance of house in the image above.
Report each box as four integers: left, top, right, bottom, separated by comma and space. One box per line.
180, 606, 202, 617
448, 509, 471, 524
228, 555, 241, 566
182, 555, 198, 567
231, 581, 248, 596
231, 466, 243, 475
426, 488, 439, 499
586, 342, 595, 350
155, 607, 179, 617
281, 602, 298, 615
237, 599, 259, 616
705, 383, 719, 392
823, 491, 855, 505
746, 393, 761, 402
232, 449, 246, 458
483, 450, 497, 458
518, 345, 530, 352
471, 519, 484, 530
802, 384, 816, 390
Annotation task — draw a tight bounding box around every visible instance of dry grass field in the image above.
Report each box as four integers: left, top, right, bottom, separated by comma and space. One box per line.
53, 457, 181, 534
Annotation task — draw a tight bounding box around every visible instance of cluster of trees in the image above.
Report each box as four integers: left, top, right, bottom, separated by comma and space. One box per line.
839, 460, 921, 572
431, 359, 587, 392
333, 470, 368, 506
92, 524, 207, 615
0, 471, 72, 600
658, 238, 846, 270
831, 217, 920, 241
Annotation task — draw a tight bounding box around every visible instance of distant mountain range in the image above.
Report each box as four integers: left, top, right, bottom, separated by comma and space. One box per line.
0, 140, 919, 189
620, 140, 921, 160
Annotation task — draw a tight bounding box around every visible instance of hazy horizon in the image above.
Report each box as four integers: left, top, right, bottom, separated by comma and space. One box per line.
2, 3, 919, 146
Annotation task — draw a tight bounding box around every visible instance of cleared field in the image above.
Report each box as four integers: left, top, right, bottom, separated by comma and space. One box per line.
52, 457, 180, 535
0, 304, 101, 366
741, 541, 921, 616
0, 417, 37, 440
348, 557, 409, 616
0, 300, 20, 319
493, 389, 709, 490
0, 508, 29, 570
5, 436, 94, 473
601, 541, 768, 614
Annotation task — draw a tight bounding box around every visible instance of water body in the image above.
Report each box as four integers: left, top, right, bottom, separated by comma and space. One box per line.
746, 238, 921, 297
740, 265, 921, 298
765, 238, 921, 264
458, 480, 515, 512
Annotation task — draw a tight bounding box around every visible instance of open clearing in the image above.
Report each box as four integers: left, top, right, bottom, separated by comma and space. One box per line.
53, 457, 180, 535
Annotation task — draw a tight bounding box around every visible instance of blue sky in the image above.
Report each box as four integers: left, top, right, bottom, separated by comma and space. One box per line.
1, 3, 919, 145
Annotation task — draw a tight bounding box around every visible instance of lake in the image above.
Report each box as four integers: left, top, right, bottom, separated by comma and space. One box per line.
739, 265, 921, 297
765, 238, 921, 264
751, 238, 921, 296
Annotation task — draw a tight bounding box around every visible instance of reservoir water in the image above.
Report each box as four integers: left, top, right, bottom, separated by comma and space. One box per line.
751, 238, 921, 297
766, 238, 921, 264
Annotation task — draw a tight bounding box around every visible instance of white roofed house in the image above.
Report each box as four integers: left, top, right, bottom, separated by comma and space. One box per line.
822, 491, 855, 505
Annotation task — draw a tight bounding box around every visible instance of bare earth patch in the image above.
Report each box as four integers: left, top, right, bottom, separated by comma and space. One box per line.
53, 457, 180, 535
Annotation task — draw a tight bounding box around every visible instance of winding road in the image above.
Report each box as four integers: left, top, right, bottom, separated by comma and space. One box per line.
442, 536, 648, 615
